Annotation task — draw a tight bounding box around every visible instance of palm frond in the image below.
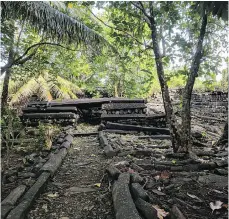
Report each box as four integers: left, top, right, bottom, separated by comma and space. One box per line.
57, 76, 83, 97
37, 75, 53, 101
9, 78, 39, 106
1, 1, 106, 47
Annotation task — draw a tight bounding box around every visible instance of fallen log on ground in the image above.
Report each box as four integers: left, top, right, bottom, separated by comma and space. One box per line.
112, 173, 141, 219
105, 122, 170, 135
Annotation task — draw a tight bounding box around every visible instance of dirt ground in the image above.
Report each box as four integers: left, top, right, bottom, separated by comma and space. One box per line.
1, 95, 228, 219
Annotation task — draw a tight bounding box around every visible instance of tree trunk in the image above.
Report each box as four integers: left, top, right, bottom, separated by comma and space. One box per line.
1, 50, 14, 112
149, 7, 182, 152
179, 12, 208, 152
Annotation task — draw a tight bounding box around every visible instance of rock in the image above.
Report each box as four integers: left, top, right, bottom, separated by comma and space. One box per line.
104, 145, 116, 158
151, 189, 166, 196
40, 148, 67, 176
64, 134, 73, 143
2, 185, 27, 206
130, 173, 144, 184
18, 172, 36, 179
170, 205, 186, 219
131, 163, 144, 172
131, 183, 148, 201
198, 174, 228, 189
214, 168, 228, 176
64, 187, 96, 195
6, 172, 51, 219
106, 165, 121, 180
57, 138, 64, 144
60, 141, 71, 149
112, 173, 141, 219
7, 176, 17, 183
135, 198, 158, 219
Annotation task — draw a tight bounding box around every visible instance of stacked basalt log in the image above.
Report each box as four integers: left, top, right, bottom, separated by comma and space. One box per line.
101, 101, 167, 127
21, 101, 79, 125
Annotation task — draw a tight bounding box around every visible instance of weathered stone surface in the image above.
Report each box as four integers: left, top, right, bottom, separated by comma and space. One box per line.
130, 173, 144, 184
131, 183, 148, 201
135, 198, 157, 219
214, 168, 228, 176
1, 205, 13, 219
6, 172, 50, 219
64, 134, 73, 143
112, 173, 141, 219
170, 205, 186, 219
106, 165, 121, 180
104, 145, 116, 158
64, 187, 96, 196
40, 148, 67, 176
198, 174, 228, 189
60, 141, 71, 149
2, 185, 27, 206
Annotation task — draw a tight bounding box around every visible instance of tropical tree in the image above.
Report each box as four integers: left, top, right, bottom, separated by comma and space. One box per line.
4, 72, 83, 110
0, 1, 108, 110
98, 1, 228, 154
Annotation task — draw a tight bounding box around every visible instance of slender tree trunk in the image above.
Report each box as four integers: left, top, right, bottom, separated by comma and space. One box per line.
149, 7, 182, 152
1, 50, 14, 112
179, 13, 208, 152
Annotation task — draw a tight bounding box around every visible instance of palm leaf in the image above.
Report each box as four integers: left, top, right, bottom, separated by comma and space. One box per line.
37, 75, 53, 101
1, 1, 106, 47
9, 78, 39, 106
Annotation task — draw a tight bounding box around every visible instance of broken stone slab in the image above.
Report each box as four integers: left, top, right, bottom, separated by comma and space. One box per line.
64, 134, 73, 143
170, 205, 186, 219
64, 187, 97, 196
130, 173, 144, 184
135, 198, 158, 219
112, 173, 141, 219
198, 174, 228, 189
98, 131, 109, 148
131, 163, 144, 172
60, 141, 71, 149
106, 165, 121, 180
104, 145, 116, 158
131, 183, 148, 201
215, 159, 228, 167
40, 148, 67, 176
2, 185, 27, 206
1, 205, 13, 219
99, 131, 116, 157
6, 172, 50, 219
214, 168, 228, 176
1, 185, 27, 219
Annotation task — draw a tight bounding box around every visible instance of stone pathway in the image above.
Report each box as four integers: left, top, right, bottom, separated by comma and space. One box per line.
28, 129, 114, 219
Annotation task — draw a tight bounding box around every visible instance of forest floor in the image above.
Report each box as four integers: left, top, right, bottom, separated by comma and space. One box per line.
1, 95, 228, 219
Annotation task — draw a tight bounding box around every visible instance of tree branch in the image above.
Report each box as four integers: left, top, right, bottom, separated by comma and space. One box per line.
1, 42, 78, 75
86, 5, 152, 49
130, 2, 151, 25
